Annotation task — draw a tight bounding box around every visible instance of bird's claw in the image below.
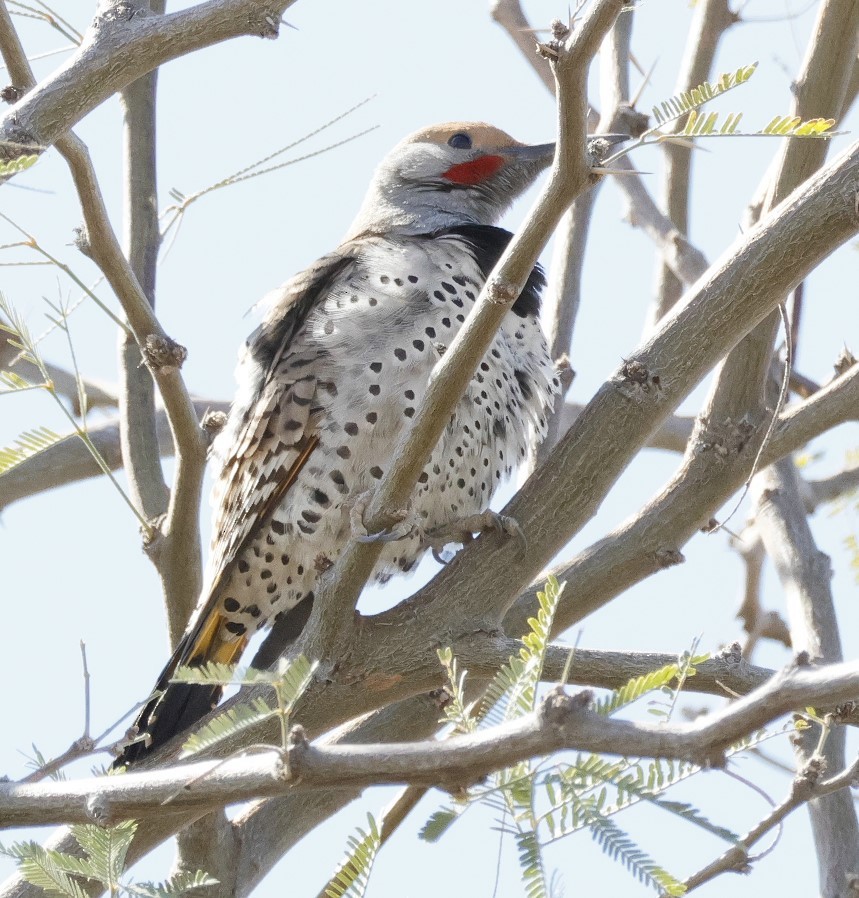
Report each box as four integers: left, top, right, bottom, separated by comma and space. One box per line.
422, 510, 526, 561
349, 492, 415, 543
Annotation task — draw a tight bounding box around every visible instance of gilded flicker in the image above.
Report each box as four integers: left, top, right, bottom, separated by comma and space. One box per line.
118, 122, 561, 766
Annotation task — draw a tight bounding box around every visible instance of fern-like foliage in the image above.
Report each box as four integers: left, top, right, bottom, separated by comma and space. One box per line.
436, 646, 476, 733
761, 115, 837, 136
178, 654, 316, 757
0, 292, 151, 529
0, 821, 215, 898
592, 662, 683, 717
180, 696, 275, 758
586, 811, 686, 897
516, 830, 550, 898
420, 617, 755, 895
651, 63, 758, 127
322, 814, 381, 898
0, 154, 39, 178
478, 575, 564, 727
127, 871, 221, 898
638, 62, 838, 149
0, 426, 64, 475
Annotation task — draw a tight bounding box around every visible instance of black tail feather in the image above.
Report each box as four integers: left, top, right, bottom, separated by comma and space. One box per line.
114, 654, 224, 768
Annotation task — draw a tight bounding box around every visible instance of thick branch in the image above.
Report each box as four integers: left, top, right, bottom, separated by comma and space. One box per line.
0, 0, 299, 164
3, 662, 859, 828
505, 358, 859, 639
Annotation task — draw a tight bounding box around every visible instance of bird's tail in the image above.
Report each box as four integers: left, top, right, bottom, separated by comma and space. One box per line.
113, 611, 247, 769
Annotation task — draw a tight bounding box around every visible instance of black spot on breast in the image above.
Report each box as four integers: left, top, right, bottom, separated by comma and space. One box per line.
224, 597, 240, 613
431, 224, 545, 317
493, 418, 506, 438
514, 369, 533, 401
225, 621, 247, 636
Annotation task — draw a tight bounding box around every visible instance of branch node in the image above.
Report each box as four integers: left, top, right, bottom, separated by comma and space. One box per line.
142, 513, 166, 557
72, 225, 93, 259
85, 793, 112, 825
1, 85, 22, 103
539, 685, 593, 730
697, 416, 756, 460
715, 641, 743, 664
201, 409, 228, 441
486, 278, 519, 306
654, 547, 684, 569
833, 346, 857, 377
285, 724, 309, 779
142, 334, 188, 373
614, 358, 662, 401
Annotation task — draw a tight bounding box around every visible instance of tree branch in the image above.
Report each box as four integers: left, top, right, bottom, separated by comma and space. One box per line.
117, 10, 169, 524
0, 0, 300, 165
683, 755, 859, 894
753, 458, 859, 896
3, 662, 859, 828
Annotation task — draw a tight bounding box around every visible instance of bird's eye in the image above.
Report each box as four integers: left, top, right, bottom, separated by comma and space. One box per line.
447, 132, 472, 149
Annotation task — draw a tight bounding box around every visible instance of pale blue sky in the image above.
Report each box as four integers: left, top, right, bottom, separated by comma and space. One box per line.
1, 1, 857, 896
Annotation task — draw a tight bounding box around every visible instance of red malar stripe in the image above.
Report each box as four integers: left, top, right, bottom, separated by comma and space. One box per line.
441, 154, 505, 185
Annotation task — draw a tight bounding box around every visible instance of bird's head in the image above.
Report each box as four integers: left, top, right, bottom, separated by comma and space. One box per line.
345, 122, 555, 239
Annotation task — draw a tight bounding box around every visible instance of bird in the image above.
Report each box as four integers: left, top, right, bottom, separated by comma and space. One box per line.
116, 122, 562, 767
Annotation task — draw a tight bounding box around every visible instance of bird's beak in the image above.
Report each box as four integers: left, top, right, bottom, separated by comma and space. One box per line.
502, 141, 556, 169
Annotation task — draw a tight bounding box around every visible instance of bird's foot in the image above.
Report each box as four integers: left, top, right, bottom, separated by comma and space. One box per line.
422, 510, 526, 563
349, 491, 416, 543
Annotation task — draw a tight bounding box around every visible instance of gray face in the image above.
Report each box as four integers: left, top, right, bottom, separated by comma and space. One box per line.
345, 122, 555, 238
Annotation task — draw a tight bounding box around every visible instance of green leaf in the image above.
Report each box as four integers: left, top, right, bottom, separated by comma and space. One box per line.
478, 576, 565, 727
418, 807, 461, 842
0, 426, 64, 475
651, 62, 758, 126
587, 812, 686, 895
180, 696, 275, 757
0, 154, 39, 177
170, 662, 279, 687
0, 842, 89, 898
0, 369, 44, 392
272, 653, 316, 711
322, 814, 381, 898
128, 870, 219, 898
436, 646, 476, 733
515, 830, 549, 898
68, 822, 137, 888
593, 662, 681, 717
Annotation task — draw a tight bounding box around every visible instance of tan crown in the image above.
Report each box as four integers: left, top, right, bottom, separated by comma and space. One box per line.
399, 122, 524, 151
